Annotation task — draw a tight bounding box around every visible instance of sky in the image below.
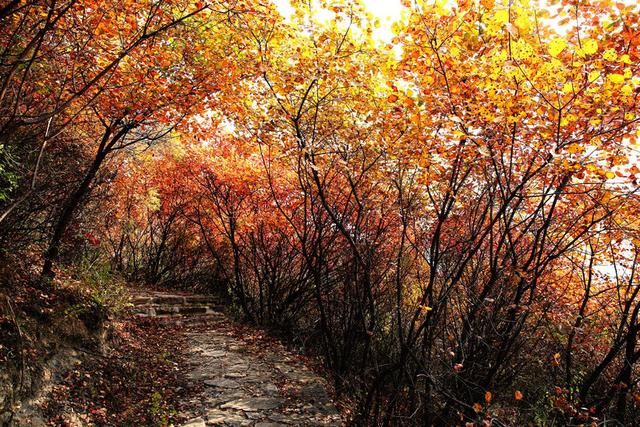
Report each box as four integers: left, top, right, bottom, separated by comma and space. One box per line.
272, 0, 404, 42
365, 0, 404, 41
362, 0, 404, 23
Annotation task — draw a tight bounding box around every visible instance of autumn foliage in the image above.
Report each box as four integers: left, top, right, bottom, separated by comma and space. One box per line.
2, 0, 640, 424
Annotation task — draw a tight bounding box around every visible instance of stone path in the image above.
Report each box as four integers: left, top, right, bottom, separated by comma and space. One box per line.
132, 292, 342, 426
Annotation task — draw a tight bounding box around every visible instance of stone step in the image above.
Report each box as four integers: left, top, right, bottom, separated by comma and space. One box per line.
135, 312, 225, 326
130, 294, 222, 307
129, 292, 227, 326
132, 304, 224, 316
131, 295, 153, 305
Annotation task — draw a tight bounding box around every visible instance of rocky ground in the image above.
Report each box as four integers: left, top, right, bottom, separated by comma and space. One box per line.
139, 292, 343, 427
177, 322, 342, 426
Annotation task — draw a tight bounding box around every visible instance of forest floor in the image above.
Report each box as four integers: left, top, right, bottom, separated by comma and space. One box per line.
22, 290, 344, 426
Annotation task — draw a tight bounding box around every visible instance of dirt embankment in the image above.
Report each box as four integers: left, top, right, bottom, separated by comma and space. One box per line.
1, 285, 111, 426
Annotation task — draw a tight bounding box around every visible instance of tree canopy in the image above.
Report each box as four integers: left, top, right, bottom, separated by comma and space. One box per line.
1, 0, 640, 424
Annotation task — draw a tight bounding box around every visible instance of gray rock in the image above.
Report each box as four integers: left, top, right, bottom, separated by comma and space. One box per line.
182, 417, 206, 427
260, 383, 279, 393
205, 409, 247, 425
204, 350, 227, 358
206, 391, 246, 407
268, 412, 303, 424
224, 372, 247, 379
244, 411, 262, 419
220, 397, 284, 411
204, 378, 241, 389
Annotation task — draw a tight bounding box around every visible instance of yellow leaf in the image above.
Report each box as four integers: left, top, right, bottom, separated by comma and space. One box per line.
512, 39, 534, 60
434, 0, 452, 15
620, 54, 632, 64
625, 112, 635, 121
622, 85, 633, 97
548, 38, 567, 57
588, 71, 600, 82
566, 144, 585, 154
608, 74, 625, 84
515, 15, 531, 32
494, 9, 509, 25
605, 171, 616, 179
582, 38, 598, 55
603, 48, 618, 61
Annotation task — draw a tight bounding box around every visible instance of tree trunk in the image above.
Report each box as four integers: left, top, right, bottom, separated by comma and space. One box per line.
41, 150, 107, 281
40, 124, 121, 281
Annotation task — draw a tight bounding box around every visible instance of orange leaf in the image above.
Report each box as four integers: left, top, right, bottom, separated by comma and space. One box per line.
485, 391, 492, 403
480, 0, 495, 8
